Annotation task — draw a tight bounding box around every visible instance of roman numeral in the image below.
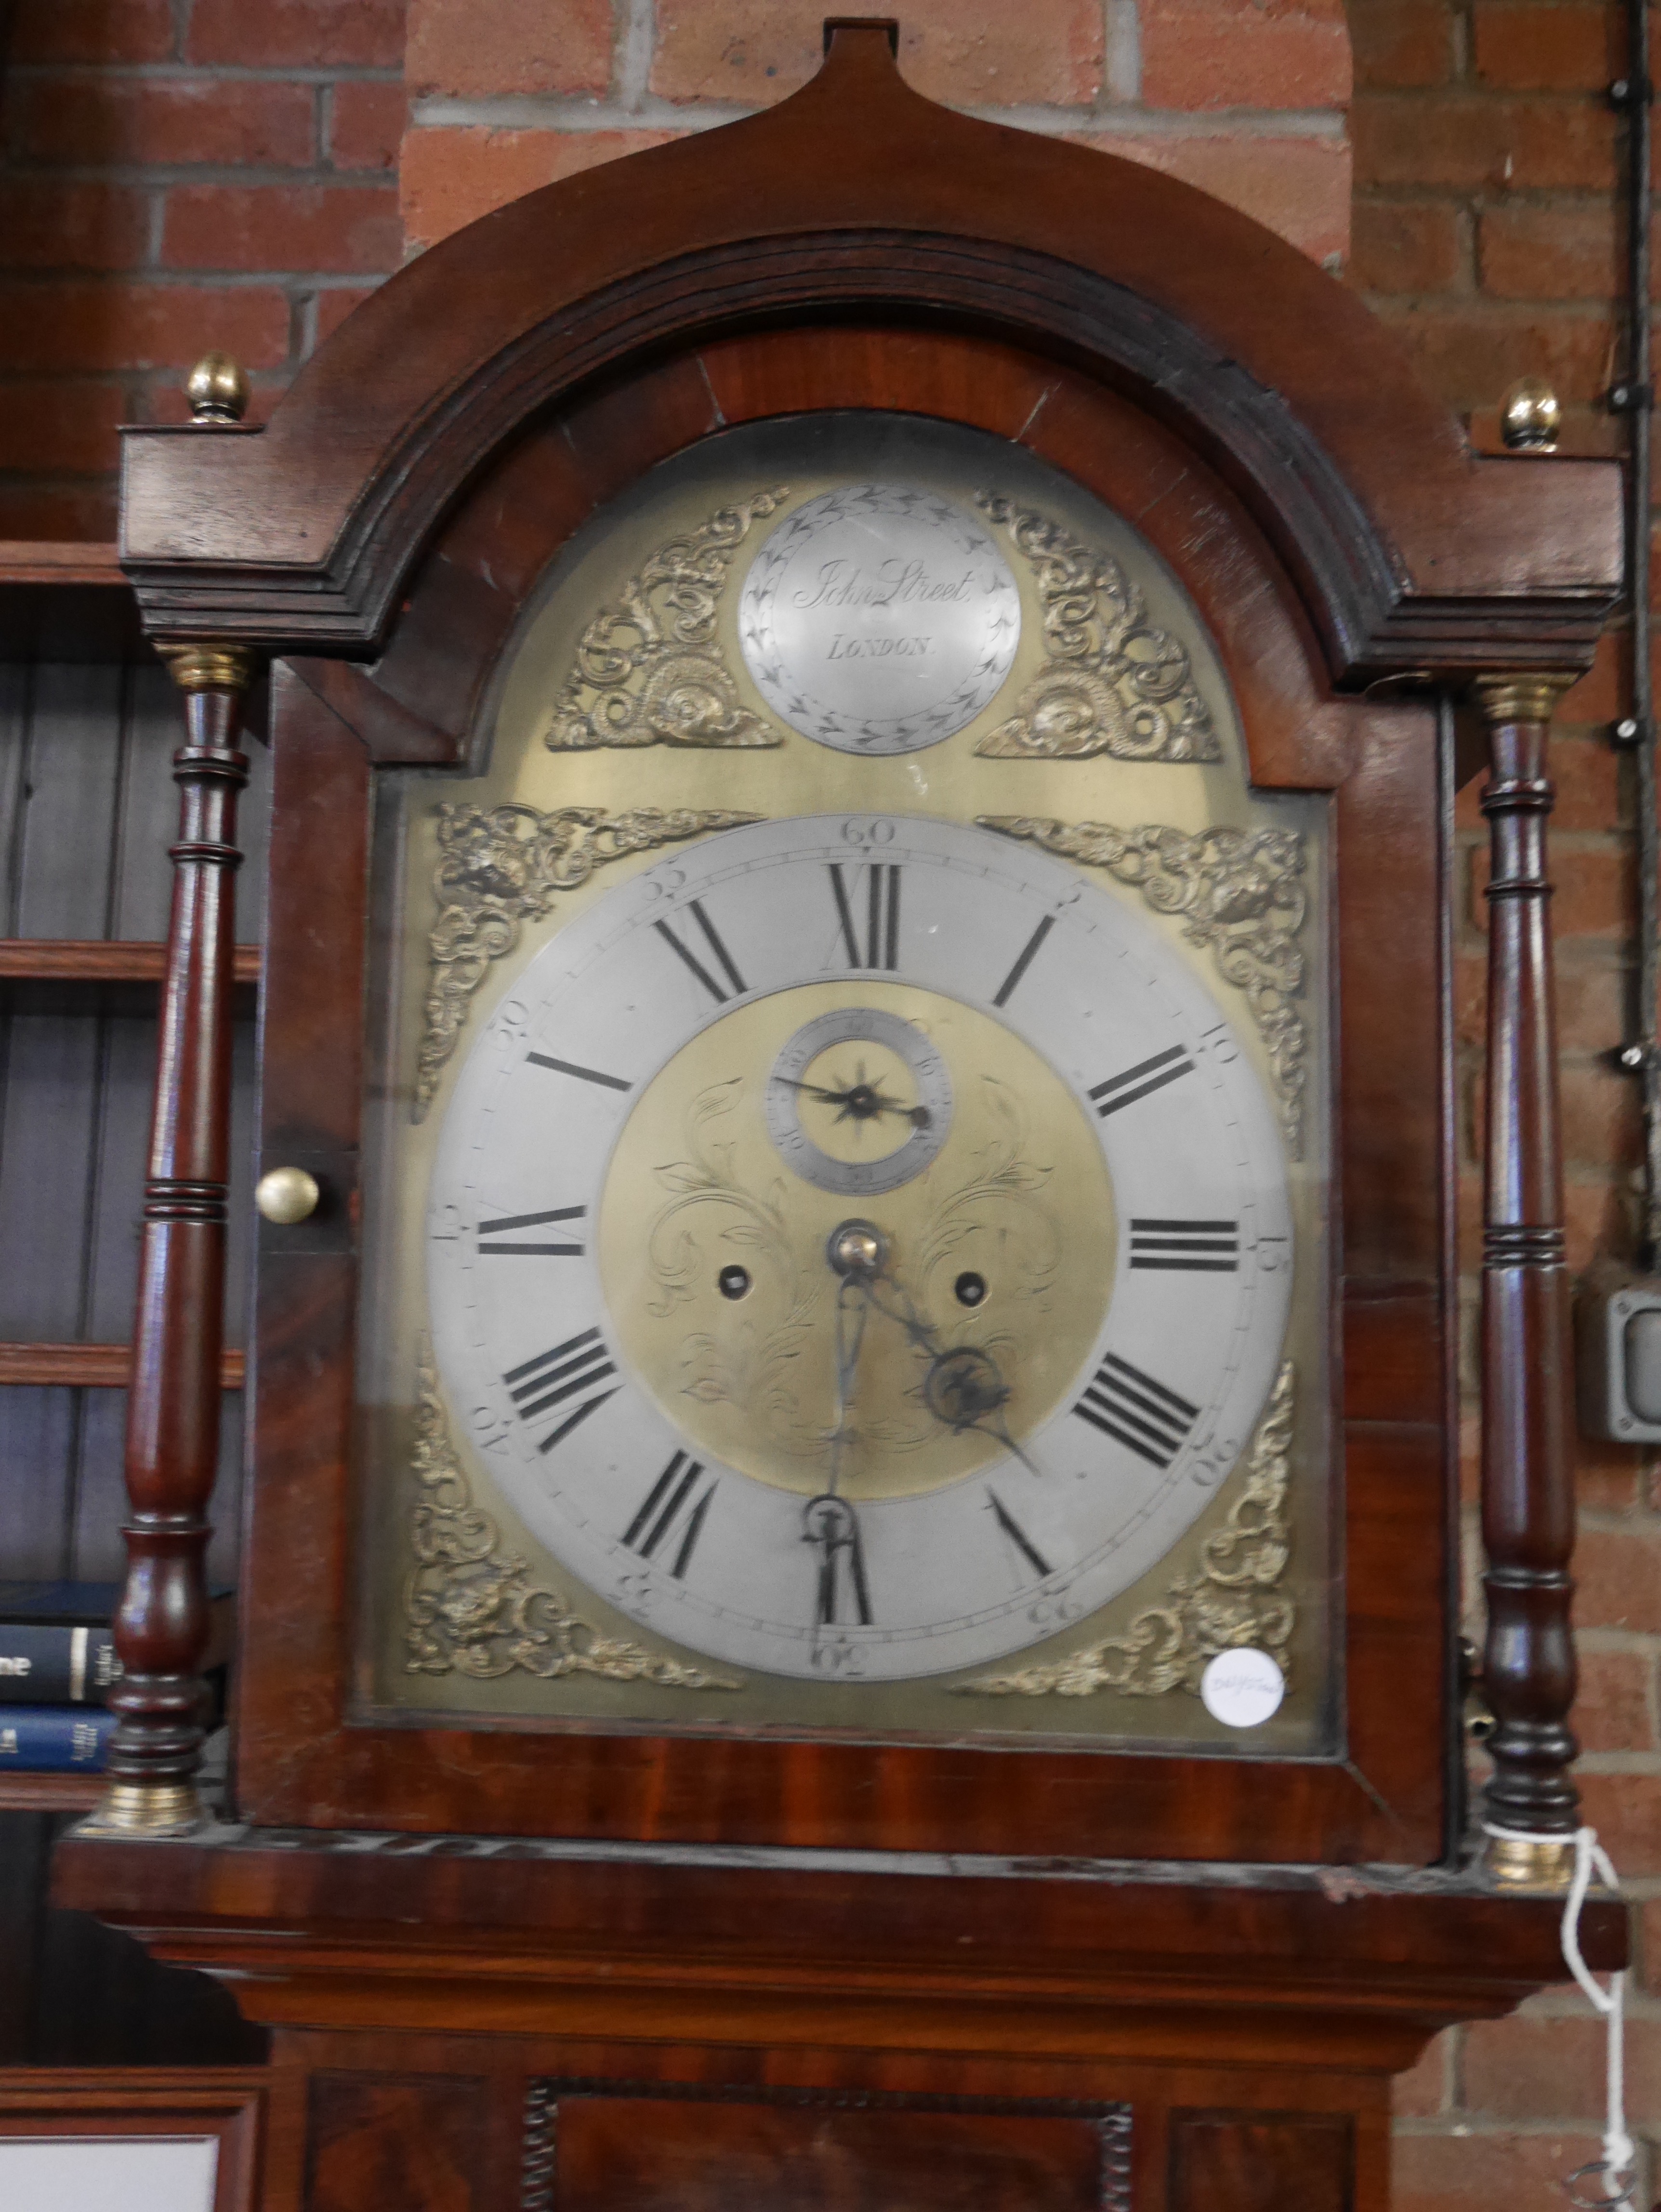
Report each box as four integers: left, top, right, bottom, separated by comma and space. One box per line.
1073, 1353, 1199, 1469
1129, 1218, 1240, 1272
992, 913, 1055, 1007
621, 1451, 717, 1578
525, 1052, 631, 1092
1089, 1045, 1195, 1118
477, 1205, 585, 1256
804, 1497, 872, 1626
987, 1488, 1052, 1579
828, 861, 901, 970
654, 899, 747, 1002
502, 1328, 618, 1452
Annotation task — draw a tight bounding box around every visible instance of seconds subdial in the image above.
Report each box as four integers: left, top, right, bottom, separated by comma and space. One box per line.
765, 1005, 952, 1195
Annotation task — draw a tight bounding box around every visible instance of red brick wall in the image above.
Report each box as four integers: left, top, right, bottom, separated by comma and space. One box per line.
399, 0, 1352, 253
3, 0, 1656, 2197
0, 0, 409, 539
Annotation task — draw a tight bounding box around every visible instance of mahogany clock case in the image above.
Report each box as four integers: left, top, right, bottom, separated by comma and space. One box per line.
241, 319, 1450, 1868
96, 23, 1619, 1872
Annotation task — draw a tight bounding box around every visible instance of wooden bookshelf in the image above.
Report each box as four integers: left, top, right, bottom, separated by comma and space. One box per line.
0, 542, 143, 662
0, 542, 125, 589
0, 1344, 245, 1389
0, 940, 261, 986
0, 1772, 105, 1813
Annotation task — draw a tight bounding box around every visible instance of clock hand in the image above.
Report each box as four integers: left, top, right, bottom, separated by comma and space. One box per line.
824, 1272, 870, 1499
855, 1258, 1044, 1480
806, 1227, 882, 1629
771, 1073, 932, 1129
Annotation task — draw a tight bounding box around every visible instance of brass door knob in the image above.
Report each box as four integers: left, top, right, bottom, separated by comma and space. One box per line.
255, 1166, 320, 1224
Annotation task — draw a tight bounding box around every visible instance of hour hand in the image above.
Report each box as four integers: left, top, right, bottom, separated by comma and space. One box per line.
802, 1494, 872, 1626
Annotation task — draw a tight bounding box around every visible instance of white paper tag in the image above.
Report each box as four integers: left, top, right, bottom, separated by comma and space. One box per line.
1200, 1647, 1285, 1728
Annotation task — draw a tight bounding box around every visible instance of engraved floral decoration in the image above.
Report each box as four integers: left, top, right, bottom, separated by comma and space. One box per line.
415, 803, 760, 1119
979, 816, 1308, 1157
545, 489, 789, 750
640, 1075, 1066, 1471
960, 1362, 1295, 1699
646, 1077, 829, 1460
916, 1080, 1059, 1295
405, 1350, 740, 1688
972, 495, 1221, 763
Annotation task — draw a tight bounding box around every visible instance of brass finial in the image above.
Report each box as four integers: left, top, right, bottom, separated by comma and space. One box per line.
1499, 376, 1561, 453
185, 350, 250, 425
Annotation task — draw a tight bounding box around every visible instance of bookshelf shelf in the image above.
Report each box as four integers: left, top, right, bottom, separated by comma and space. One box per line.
0, 1343, 246, 1390
0, 941, 261, 986
0, 1772, 105, 1812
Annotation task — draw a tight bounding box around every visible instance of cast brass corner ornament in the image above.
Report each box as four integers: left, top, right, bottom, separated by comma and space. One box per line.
406, 1349, 742, 1689
415, 803, 763, 1119
980, 816, 1308, 1157
972, 496, 1222, 763
544, 488, 790, 750
959, 1361, 1295, 1700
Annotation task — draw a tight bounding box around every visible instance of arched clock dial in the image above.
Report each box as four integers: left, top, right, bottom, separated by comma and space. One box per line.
426, 814, 1293, 1682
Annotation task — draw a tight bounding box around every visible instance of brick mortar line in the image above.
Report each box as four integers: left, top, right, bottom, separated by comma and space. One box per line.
1, 63, 407, 84
0, 271, 390, 289
1355, 183, 1644, 200
404, 92, 1349, 140
1523, 1993, 1661, 2021
1372, 297, 1621, 320
4, 166, 401, 189
1355, 83, 1621, 104
1393, 2118, 1659, 2140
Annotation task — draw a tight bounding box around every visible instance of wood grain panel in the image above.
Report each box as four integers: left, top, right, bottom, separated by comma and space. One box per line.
303, 2073, 487, 2212
556, 2095, 1111, 2212
1169, 2108, 1355, 2212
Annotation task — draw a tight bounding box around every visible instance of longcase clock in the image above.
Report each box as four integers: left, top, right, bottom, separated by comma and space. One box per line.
58, 24, 1625, 2212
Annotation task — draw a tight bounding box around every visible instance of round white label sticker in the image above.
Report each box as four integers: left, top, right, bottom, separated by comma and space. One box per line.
1200, 1647, 1286, 1729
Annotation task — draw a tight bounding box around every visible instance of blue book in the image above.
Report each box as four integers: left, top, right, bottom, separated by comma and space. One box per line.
0, 1623, 120, 1704
0, 1704, 116, 1771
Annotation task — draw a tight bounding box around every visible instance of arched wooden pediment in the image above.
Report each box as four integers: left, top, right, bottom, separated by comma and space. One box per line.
120, 20, 1617, 684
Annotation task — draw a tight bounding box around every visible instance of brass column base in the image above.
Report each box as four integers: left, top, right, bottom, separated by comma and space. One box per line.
1486, 1829, 1576, 1891
80, 1779, 209, 1839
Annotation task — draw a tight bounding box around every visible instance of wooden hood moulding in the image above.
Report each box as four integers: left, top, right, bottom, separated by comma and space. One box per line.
118, 23, 1619, 679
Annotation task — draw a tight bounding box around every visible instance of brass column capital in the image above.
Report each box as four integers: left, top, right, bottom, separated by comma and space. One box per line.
159, 643, 257, 695
1472, 672, 1578, 727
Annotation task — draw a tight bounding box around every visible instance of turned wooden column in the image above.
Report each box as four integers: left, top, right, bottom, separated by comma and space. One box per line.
1475, 670, 1580, 1886
90, 642, 254, 1836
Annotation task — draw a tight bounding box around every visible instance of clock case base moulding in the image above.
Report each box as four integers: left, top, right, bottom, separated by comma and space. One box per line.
53, 1822, 1626, 2212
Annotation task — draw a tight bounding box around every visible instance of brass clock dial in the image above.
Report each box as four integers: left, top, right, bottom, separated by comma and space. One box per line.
426, 814, 1292, 1682
361, 408, 1328, 1744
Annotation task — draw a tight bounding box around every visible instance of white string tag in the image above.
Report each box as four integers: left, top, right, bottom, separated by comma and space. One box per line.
1555, 1827, 1634, 2209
